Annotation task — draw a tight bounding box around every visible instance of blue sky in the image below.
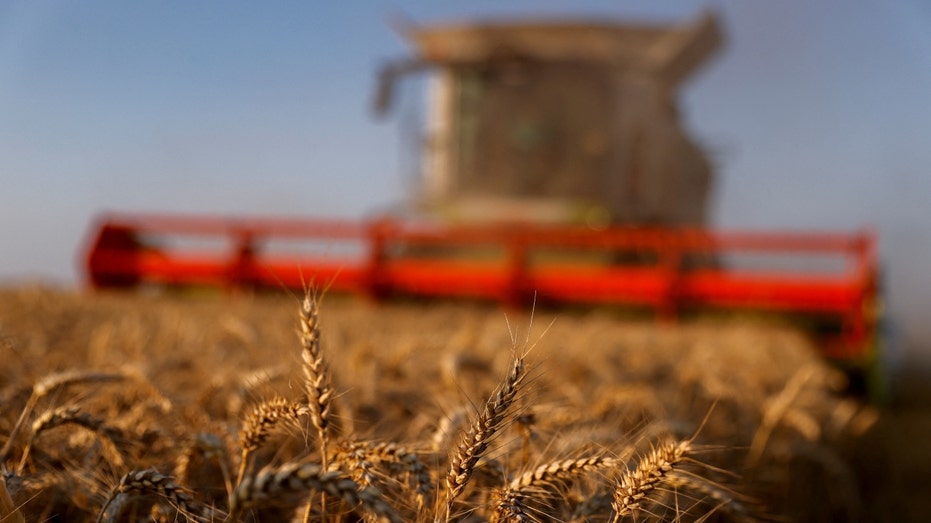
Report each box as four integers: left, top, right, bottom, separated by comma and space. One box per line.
2, 1, 930, 350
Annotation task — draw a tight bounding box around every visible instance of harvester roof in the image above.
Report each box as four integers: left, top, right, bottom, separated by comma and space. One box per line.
404, 10, 723, 87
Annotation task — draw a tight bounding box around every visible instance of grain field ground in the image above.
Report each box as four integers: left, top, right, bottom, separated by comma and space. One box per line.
0, 286, 921, 522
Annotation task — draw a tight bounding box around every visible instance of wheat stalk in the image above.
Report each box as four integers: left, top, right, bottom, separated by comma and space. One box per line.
0, 474, 25, 523
665, 471, 752, 521
432, 407, 467, 453
747, 364, 819, 467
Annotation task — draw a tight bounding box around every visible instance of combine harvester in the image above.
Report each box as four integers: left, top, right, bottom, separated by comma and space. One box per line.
82, 12, 887, 398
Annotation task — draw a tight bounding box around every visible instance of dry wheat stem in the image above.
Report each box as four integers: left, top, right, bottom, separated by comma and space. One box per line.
664, 471, 751, 520
747, 365, 818, 467
432, 408, 467, 453
0, 474, 25, 523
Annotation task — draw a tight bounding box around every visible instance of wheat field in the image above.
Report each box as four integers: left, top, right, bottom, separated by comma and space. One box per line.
0, 287, 885, 522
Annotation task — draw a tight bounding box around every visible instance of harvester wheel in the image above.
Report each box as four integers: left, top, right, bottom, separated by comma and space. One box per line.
864, 296, 897, 405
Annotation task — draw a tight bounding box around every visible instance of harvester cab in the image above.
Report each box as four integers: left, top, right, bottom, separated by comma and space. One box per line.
375, 12, 721, 228
81, 11, 887, 400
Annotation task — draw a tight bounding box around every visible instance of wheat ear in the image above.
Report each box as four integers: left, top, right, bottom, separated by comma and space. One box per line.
300, 290, 334, 444
299, 288, 336, 523
96, 468, 213, 523
367, 441, 434, 509
492, 487, 531, 523
611, 439, 690, 522
334, 441, 380, 489
0, 369, 127, 461
334, 440, 434, 510
491, 456, 618, 523
229, 460, 402, 523
446, 352, 526, 519
509, 455, 618, 492
236, 397, 308, 485
18, 405, 124, 473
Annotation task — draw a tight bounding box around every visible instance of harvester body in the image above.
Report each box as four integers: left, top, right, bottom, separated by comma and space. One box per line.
81, 12, 885, 395
388, 13, 720, 227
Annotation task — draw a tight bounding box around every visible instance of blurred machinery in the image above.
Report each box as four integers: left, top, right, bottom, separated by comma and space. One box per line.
376, 11, 719, 227
82, 12, 886, 397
